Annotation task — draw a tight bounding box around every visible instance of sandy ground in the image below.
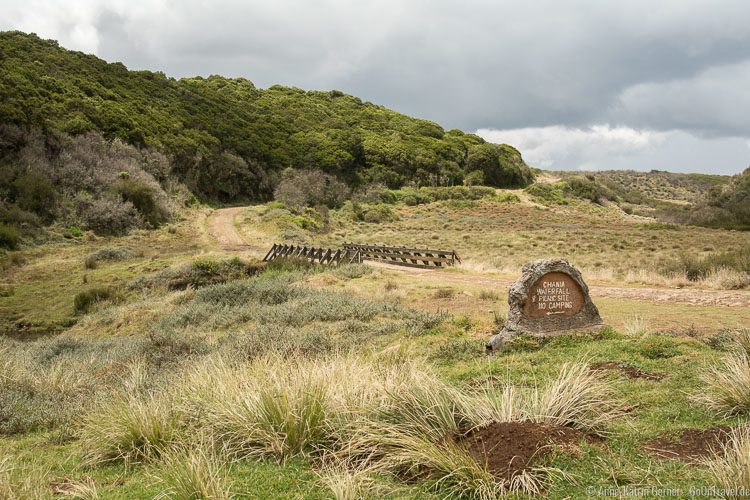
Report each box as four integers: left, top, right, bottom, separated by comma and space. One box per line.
209, 207, 750, 308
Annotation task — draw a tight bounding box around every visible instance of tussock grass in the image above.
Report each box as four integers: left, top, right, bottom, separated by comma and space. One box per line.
315, 461, 378, 500
624, 315, 649, 336
381, 432, 506, 500
67, 332, 615, 497
56, 478, 99, 499
152, 443, 233, 500
701, 351, 750, 415
79, 391, 182, 466
524, 362, 617, 432
705, 426, 750, 498
699, 329, 750, 414
0, 454, 51, 500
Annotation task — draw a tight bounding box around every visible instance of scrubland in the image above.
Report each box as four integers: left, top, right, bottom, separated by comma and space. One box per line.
1, 193, 749, 499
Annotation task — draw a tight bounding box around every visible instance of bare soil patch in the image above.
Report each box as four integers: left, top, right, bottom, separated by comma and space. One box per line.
590, 361, 665, 381
458, 421, 601, 483
644, 426, 732, 464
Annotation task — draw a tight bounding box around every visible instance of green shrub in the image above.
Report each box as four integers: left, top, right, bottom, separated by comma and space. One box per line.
264, 256, 316, 273
362, 204, 398, 223
659, 247, 750, 281
567, 176, 602, 203
65, 225, 83, 238
74, 287, 112, 314
330, 264, 373, 279
0, 224, 21, 250
128, 257, 265, 290
112, 179, 168, 228
192, 257, 220, 274
524, 182, 571, 205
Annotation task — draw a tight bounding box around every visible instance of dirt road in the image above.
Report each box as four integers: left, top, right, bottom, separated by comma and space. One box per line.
206, 207, 261, 252
369, 262, 750, 308
208, 206, 750, 308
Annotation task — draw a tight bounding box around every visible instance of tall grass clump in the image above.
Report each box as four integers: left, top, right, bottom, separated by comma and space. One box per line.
78, 392, 182, 466
317, 467, 373, 500
375, 432, 506, 500
180, 356, 353, 462
701, 351, 750, 415
705, 426, 750, 498
74, 287, 112, 314
526, 362, 617, 432
624, 315, 649, 336
152, 443, 233, 500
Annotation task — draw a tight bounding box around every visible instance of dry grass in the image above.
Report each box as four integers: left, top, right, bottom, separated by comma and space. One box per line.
151, 443, 233, 500
705, 426, 750, 498
624, 315, 649, 336
526, 362, 618, 432
72, 352, 615, 498
244, 197, 750, 290
700, 351, 750, 415
78, 391, 182, 466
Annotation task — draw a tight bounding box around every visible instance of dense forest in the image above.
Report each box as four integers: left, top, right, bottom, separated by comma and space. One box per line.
0, 31, 533, 199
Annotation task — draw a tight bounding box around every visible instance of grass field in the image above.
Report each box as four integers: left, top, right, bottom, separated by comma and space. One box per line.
1, 195, 749, 499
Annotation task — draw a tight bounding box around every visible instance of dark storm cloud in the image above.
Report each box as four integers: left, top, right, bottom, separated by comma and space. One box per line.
5, 0, 750, 172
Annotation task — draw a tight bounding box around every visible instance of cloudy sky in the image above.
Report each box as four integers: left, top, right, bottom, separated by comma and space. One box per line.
5, 0, 750, 174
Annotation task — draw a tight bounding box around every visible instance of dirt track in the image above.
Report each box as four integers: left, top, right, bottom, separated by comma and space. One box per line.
370, 262, 750, 308
206, 207, 260, 252
209, 207, 750, 308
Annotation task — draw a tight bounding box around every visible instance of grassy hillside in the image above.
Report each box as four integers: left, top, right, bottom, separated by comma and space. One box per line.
0, 31, 533, 202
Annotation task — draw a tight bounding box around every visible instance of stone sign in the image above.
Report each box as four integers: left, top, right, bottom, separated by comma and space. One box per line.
487, 258, 603, 352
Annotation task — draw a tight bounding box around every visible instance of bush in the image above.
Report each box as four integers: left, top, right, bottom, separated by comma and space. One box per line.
524, 183, 571, 205
463, 169, 484, 186
659, 247, 750, 281
84, 246, 135, 268
274, 169, 350, 209
112, 178, 169, 228
0, 224, 21, 250
76, 194, 142, 235
74, 287, 112, 314
567, 176, 602, 203
128, 257, 265, 290
362, 204, 398, 223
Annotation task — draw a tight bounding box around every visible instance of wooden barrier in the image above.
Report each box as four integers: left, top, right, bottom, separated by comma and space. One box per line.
342, 242, 460, 269
263, 243, 361, 266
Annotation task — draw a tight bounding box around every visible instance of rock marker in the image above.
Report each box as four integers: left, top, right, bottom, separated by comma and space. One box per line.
487, 258, 603, 352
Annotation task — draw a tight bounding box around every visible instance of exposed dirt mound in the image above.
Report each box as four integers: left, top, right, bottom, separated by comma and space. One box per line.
644, 426, 732, 464
458, 421, 600, 483
590, 361, 665, 381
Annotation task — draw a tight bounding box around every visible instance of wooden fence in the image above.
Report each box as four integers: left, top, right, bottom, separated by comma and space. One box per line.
342, 243, 460, 269
263, 243, 361, 266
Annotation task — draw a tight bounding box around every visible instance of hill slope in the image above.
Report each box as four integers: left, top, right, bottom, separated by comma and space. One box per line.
0, 31, 533, 201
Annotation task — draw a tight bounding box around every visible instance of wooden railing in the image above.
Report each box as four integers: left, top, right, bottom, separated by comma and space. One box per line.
263, 244, 361, 266
342, 242, 460, 269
